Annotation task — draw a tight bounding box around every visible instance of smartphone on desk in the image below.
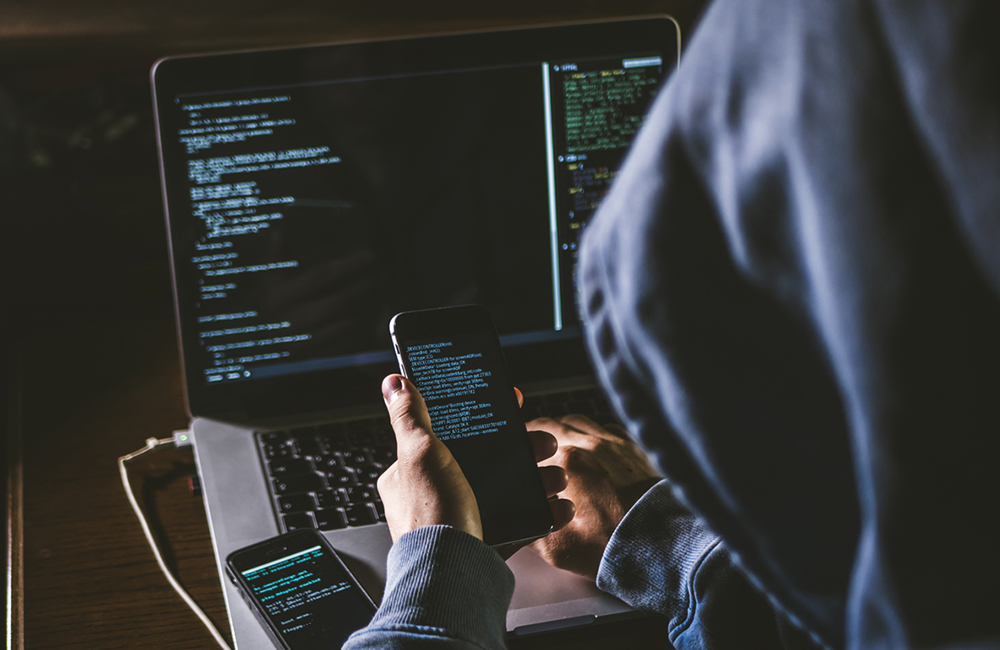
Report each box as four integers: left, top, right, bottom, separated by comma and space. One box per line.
389, 304, 554, 547
226, 529, 376, 650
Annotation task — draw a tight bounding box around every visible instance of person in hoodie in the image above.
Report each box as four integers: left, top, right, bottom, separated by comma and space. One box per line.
346, 1, 1000, 648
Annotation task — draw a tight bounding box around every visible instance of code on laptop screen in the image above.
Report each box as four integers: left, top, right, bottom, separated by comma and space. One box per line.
155, 23, 674, 396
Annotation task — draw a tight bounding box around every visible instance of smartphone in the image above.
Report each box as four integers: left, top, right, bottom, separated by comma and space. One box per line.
226, 529, 376, 650
389, 304, 554, 546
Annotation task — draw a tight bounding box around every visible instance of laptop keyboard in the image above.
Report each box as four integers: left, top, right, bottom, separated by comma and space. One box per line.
257, 420, 395, 533
257, 387, 617, 533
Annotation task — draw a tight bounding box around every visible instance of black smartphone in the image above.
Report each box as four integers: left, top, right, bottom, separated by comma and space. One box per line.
226, 529, 376, 650
389, 304, 554, 546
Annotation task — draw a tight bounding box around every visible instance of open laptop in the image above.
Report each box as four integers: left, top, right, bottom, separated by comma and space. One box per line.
152, 17, 680, 648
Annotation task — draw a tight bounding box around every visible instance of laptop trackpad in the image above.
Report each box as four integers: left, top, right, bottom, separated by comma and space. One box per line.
506, 547, 633, 631
509, 548, 600, 607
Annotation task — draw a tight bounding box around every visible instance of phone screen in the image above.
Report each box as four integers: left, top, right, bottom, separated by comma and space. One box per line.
399, 324, 551, 544
233, 538, 375, 649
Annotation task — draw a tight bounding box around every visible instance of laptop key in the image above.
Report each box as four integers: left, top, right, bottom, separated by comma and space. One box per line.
316, 433, 347, 452
326, 468, 357, 487
372, 446, 396, 464
268, 458, 312, 476
345, 504, 377, 527
264, 443, 292, 459
282, 512, 315, 530
346, 485, 377, 503
356, 464, 382, 483
315, 508, 348, 531
273, 473, 324, 495
260, 430, 288, 444
315, 455, 343, 472
277, 493, 316, 513
293, 438, 322, 458
347, 450, 370, 466
373, 424, 394, 444
316, 489, 346, 509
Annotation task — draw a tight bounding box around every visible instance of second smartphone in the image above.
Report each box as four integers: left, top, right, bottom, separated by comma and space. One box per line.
226, 529, 377, 650
389, 305, 554, 546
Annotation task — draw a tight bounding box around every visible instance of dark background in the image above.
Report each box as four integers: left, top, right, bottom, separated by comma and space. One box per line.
1, 1, 706, 647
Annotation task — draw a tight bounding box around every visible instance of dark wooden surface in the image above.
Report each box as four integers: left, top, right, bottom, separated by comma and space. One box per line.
5, 2, 707, 647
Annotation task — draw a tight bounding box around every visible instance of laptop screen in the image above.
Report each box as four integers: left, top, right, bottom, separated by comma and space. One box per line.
153, 18, 679, 421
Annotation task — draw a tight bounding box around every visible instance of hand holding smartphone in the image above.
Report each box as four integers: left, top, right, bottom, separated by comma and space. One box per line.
389, 305, 554, 547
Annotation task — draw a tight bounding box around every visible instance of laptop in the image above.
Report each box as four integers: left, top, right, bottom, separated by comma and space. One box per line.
151, 17, 680, 648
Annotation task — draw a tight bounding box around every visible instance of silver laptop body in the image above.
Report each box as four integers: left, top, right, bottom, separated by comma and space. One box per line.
152, 17, 680, 648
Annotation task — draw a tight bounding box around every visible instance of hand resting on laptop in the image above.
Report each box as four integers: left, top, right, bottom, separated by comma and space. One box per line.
524, 415, 661, 581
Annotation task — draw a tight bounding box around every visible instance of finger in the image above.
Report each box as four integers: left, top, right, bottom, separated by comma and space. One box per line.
528, 429, 558, 462
514, 387, 523, 408
548, 497, 575, 533
538, 465, 568, 497
381, 375, 434, 451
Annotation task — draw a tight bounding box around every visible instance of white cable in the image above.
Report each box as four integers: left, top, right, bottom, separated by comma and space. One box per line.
119, 437, 233, 650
